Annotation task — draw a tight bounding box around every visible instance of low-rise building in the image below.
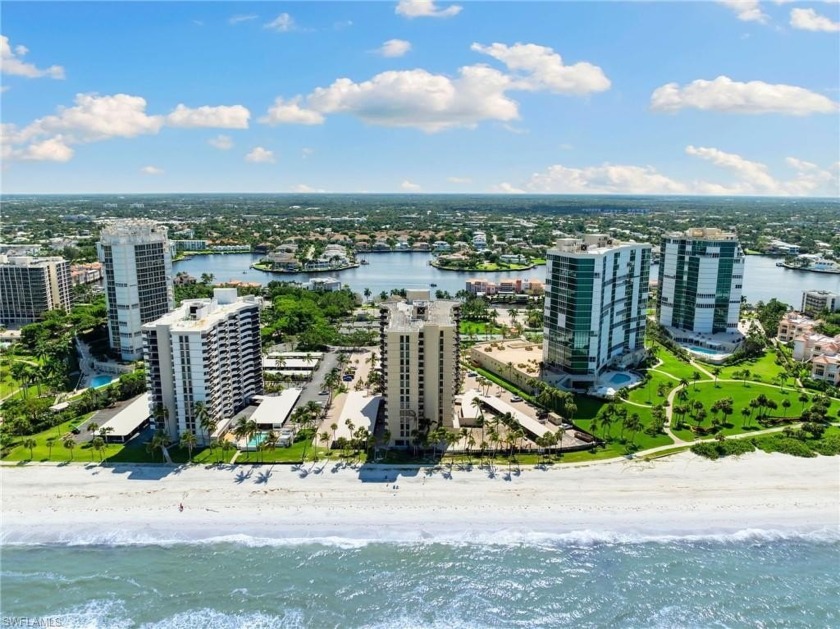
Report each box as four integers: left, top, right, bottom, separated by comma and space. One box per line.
810, 354, 840, 386
778, 312, 818, 343
305, 277, 342, 291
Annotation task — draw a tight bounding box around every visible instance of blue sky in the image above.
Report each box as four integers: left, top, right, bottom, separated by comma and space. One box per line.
1, 1, 838, 195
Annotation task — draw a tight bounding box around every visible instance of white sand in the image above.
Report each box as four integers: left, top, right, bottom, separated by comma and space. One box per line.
2, 452, 838, 544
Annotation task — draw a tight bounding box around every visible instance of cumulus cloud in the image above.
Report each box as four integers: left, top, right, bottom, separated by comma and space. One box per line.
260, 97, 325, 125
375, 39, 412, 58
260, 42, 607, 132
497, 148, 838, 197
471, 42, 610, 95
301, 147, 315, 158
264, 13, 295, 32
208, 134, 234, 150
651, 76, 838, 115
166, 104, 250, 129
717, 0, 768, 23
0, 35, 65, 79
395, 0, 462, 19
229, 14, 258, 25
2, 93, 253, 163
292, 184, 325, 193
141, 165, 164, 175
401, 180, 421, 191
790, 8, 840, 32
245, 147, 275, 163
491, 182, 526, 194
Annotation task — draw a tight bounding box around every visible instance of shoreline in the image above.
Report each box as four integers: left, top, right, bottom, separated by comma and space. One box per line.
2, 451, 838, 545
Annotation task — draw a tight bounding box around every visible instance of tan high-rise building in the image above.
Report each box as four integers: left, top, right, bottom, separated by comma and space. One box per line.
379, 290, 460, 447
0, 255, 72, 326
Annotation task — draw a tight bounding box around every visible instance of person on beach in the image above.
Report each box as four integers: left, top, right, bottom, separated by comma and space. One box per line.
179, 503, 184, 512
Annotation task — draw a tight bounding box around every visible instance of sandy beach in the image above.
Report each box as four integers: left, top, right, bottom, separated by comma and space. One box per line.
2, 452, 838, 545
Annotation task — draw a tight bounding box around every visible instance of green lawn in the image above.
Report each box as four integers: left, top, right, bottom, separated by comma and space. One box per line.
717, 349, 787, 382
1, 413, 104, 462
460, 321, 504, 336
653, 345, 702, 381
671, 380, 839, 441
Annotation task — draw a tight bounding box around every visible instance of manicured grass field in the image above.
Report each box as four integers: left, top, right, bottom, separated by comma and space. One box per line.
460, 321, 504, 336
717, 349, 787, 383
671, 380, 839, 441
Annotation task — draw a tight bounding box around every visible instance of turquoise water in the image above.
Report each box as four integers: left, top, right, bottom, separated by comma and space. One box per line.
687, 346, 722, 355
247, 432, 267, 448
90, 375, 113, 388
2, 532, 838, 627
609, 373, 632, 385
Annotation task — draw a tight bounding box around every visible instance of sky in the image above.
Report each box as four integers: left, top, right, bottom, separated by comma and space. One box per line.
1, 0, 839, 196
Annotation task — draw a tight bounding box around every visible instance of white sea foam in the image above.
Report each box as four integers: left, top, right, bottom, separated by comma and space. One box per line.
4, 526, 838, 549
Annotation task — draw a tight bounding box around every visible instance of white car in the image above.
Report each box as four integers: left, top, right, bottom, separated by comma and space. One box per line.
510, 396, 523, 403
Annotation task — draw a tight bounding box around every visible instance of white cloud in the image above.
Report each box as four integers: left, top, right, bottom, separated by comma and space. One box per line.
375, 39, 412, 58
471, 42, 610, 95
229, 14, 258, 25
493, 148, 838, 196
524, 163, 688, 195
292, 184, 325, 193
401, 180, 421, 191
208, 134, 234, 150
260, 97, 325, 125
447, 176, 472, 184
141, 165, 164, 175
0, 35, 65, 79
17, 136, 74, 162
262, 42, 608, 132
717, 0, 768, 23
651, 75, 838, 115
301, 147, 315, 158
491, 182, 526, 194
790, 8, 840, 32
395, 0, 462, 19
166, 104, 250, 129
264, 13, 295, 32
245, 147, 275, 163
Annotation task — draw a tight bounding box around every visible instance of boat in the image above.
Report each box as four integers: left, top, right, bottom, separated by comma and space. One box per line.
430, 283, 438, 287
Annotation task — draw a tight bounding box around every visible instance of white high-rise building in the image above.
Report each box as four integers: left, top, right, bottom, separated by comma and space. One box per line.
142, 288, 263, 445
801, 290, 840, 317
98, 220, 174, 361
0, 255, 72, 326
379, 290, 461, 447
658, 228, 744, 334
543, 235, 650, 389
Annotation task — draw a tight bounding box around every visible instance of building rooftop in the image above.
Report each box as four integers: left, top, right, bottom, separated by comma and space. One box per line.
100, 393, 151, 438
143, 289, 259, 332
383, 294, 459, 331
549, 234, 648, 256
333, 392, 380, 443
666, 227, 738, 241
251, 388, 302, 427
99, 219, 168, 242
0, 255, 67, 268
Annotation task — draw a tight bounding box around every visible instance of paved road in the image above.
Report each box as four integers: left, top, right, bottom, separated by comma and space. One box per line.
296, 351, 339, 413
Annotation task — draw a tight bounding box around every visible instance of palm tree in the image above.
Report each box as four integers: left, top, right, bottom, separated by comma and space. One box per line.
180, 431, 198, 462
63, 435, 75, 461
221, 439, 235, 464
781, 398, 791, 417
712, 367, 721, 387
194, 401, 212, 444
23, 437, 37, 460
45, 436, 56, 459
87, 422, 100, 438
91, 436, 106, 461
741, 368, 751, 386
691, 371, 701, 390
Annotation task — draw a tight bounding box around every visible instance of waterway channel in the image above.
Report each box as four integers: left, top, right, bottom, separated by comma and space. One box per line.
174, 252, 840, 307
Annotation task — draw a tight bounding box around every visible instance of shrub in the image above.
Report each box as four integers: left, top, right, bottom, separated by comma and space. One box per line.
691, 439, 756, 459
755, 436, 816, 458
809, 434, 840, 457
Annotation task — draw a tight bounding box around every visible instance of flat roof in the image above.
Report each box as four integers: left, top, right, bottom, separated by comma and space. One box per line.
263, 358, 318, 370
251, 388, 302, 426
101, 393, 150, 437
465, 390, 556, 438
333, 392, 380, 442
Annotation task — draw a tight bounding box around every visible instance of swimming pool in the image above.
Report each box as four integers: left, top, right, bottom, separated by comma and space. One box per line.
247, 432, 268, 448
609, 373, 632, 385
687, 346, 722, 355
90, 375, 114, 388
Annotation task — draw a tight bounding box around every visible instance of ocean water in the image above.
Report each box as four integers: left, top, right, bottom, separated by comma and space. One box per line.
2, 530, 838, 628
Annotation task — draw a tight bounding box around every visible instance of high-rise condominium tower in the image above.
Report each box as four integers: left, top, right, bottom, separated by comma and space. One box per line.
0, 256, 72, 326
379, 290, 460, 447
142, 288, 263, 444
658, 228, 744, 334
543, 235, 650, 389
98, 220, 174, 361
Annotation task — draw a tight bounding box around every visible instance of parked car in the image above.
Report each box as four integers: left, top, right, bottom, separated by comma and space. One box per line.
342, 374, 353, 382
510, 396, 523, 403
319, 390, 329, 395
468, 371, 478, 377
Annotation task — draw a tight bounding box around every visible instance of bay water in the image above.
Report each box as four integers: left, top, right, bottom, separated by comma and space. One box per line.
2, 530, 838, 628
